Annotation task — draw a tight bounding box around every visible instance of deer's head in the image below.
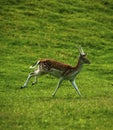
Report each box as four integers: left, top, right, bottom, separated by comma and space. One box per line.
77, 46, 91, 64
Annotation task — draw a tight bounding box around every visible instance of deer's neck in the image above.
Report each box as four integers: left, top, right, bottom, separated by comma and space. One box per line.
74, 59, 83, 73
65, 59, 83, 80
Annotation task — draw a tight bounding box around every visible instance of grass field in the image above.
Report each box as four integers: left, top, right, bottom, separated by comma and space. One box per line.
0, 0, 113, 130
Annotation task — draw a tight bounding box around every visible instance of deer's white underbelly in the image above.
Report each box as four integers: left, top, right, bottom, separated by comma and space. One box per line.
49, 68, 63, 78
48, 68, 80, 80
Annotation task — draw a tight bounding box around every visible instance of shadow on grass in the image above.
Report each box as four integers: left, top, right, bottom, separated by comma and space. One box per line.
36, 95, 83, 102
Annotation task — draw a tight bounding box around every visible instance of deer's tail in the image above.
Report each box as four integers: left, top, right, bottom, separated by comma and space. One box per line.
29, 61, 40, 69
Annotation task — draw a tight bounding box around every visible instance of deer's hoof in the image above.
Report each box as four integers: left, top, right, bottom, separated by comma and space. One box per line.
20, 86, 25, 89
32, 83, 35, 86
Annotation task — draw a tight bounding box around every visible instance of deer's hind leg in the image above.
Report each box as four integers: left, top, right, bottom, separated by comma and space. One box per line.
21, 69, 41, 89
32, 76, 38, 85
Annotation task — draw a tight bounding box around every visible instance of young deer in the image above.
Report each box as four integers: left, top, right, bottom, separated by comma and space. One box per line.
21, 46, 90, 97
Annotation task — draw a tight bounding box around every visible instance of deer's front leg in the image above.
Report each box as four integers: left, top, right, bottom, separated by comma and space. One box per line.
70, 80, 81, 97
52, 77, 64, 97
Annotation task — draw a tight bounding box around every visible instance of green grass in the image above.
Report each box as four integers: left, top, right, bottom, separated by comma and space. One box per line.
0, 0, 113, 130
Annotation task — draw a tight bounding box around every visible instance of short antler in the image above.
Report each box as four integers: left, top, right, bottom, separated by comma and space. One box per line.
76, 46, 85, 55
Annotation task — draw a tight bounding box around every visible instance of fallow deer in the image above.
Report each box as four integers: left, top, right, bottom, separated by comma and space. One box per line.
21, 46, 90, 97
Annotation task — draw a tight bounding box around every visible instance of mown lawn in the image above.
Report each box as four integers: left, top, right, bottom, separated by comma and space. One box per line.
0, 0, 113, 130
